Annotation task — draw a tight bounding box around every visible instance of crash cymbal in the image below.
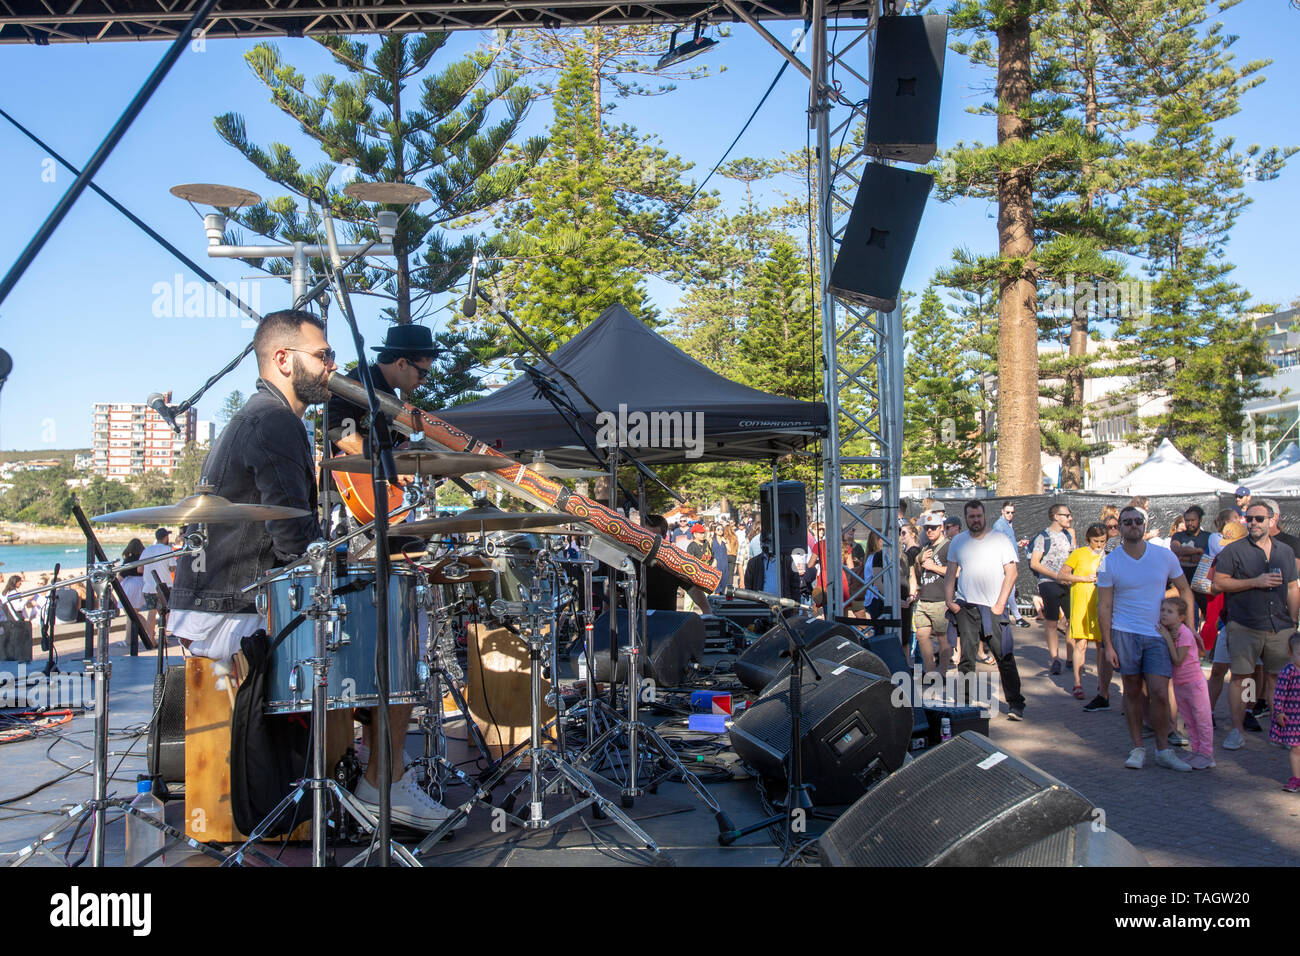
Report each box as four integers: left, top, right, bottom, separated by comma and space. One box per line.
403, 507, 577, 537
343, 181, 433, 204
169, 183, 262, 207
93, 492, 310, 525
321, 450, 504, 477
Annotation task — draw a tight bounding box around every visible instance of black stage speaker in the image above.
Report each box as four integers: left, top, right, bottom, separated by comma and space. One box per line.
0, 619, 32, 661
865, 14, 948, 164
863, 630, 929, 737
826, 163, 933, 313
147, 663, 186, 799
993, 822, 1148, 867
729, 662, 913, 804
735, 618, 860, 692
759, 639, 888, 697
818, 732, 1095, 866
590, 609, 705, 685
759, 481, 807, 599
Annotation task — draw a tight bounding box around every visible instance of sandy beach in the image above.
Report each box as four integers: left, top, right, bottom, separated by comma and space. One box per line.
1, 521, 145, 547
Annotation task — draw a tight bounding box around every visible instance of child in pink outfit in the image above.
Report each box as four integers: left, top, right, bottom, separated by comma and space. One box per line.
1158, 598, 1214, 769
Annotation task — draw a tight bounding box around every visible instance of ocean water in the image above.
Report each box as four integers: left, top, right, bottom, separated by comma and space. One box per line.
0, 544, 96, 575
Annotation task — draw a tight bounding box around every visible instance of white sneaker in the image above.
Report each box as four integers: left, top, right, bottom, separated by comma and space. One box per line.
1222, 728, 1245, 750
1153, 748, 1193, 772
1124, 747, 1146, 769
353, 770, 466, 832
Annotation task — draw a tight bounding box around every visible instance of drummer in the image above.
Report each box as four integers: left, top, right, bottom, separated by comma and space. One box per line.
170, 309, 456, 833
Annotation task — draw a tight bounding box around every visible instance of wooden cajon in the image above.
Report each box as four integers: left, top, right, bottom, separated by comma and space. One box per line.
465, 622, 555, 758
184, 656, 351, 843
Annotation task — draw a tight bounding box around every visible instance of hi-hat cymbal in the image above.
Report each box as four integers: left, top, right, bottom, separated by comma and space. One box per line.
93, 492, 310, 525
403, 507, 576, 537
343, 181, 433, 204
321, 450, 504, 478
169, 183, 262, 207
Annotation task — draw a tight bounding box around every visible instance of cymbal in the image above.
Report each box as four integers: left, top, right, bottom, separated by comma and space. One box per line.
526, 461, 607, 479
169, 183, 262, 207
343, 181, 433, 204
321, 450, 504, 477
93, 492, 310, 525
403, 507, 577, 537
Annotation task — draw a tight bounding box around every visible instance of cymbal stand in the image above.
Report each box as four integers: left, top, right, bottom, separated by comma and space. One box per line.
225, 542, 421, 868
414, 548, 661, 857
2, 539, 214, 867
413, 583, 496, 800
574, 566, 729, 832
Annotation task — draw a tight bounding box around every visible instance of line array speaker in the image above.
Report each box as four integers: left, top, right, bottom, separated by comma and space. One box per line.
865, 14, 949, 163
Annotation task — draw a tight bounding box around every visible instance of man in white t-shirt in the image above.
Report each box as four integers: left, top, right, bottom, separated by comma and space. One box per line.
1097, 506, 1195, 772
943, 499, 1027, 719
139, 527, 176, 638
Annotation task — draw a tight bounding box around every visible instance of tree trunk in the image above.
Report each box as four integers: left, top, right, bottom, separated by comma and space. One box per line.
995, 14, 1040, 495
392, 44, 412, 324
1061, 16, 1098, 491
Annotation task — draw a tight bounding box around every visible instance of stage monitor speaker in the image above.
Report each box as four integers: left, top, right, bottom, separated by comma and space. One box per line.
729, 662, 913, 804
818, 732, 1096, 866
993, 822, 1148, 867
862, 631, 929, 736
865, 14, 948, 164
147, 663, 186, 799
735, 618, 860, 692
759, 638, 889, 697
759, 481, 807, 594
590, 609, 705, 685
0, 619, 32, 662
826, 163, 933, 313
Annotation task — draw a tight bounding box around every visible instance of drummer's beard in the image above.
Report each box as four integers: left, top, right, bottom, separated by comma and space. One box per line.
291, 355, 331, 406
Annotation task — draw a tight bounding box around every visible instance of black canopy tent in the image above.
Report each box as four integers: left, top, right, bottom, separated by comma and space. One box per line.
438, 304, 829, 467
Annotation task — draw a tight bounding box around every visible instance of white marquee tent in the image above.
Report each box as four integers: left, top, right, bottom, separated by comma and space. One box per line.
1102, 438, 1238, 496
1240, 443, 1300, 495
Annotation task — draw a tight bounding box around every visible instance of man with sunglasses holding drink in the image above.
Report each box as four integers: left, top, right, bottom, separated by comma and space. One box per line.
1098, 506, 1195, 771
1213, 501, 1300, 751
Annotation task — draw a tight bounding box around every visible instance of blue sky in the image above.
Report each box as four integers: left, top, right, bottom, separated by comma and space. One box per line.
1, 2, 1296, 451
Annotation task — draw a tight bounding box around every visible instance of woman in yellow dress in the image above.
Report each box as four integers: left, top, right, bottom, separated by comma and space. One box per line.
1056, 523, 1111, 705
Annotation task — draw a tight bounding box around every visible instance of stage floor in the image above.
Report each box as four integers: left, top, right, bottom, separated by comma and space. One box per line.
2, 626, 1297, 868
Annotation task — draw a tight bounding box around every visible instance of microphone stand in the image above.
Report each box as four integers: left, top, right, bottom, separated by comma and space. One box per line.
314, 187, 396, 866
718, 601, 824, 855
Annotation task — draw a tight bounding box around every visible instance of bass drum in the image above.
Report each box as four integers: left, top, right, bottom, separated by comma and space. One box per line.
262, 564, 423, 714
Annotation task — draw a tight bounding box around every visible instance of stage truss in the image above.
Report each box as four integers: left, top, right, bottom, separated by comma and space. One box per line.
0, 0, 904, 622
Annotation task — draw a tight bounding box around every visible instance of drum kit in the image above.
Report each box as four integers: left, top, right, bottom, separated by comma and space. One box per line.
5, 445, 725, 867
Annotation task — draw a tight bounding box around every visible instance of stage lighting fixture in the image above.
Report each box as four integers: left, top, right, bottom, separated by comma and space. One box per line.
657, 23, 718, 70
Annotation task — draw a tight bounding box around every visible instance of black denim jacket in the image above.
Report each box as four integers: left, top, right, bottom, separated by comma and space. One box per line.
171, 379, 321, 614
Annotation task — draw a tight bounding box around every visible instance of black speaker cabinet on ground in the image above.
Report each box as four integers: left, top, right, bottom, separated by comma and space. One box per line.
818, 732, 1096, 866
729, 662, 913, 805
827, 163, 933, 313
735, 618, 860, 692
589, 609, 705, 685
759, 638, 888, 697
0, 619, 32, 662
865, 14, 948, 163
993, 822, 1148, 867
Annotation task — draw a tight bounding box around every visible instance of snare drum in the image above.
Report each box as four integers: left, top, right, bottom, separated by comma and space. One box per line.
260, 564, 424, 714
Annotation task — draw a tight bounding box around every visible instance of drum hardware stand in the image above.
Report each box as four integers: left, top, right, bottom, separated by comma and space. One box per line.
225, 542, 421, 868
1, 539, 205, 867
572, 566, 730, 834
415, 548, 662, 858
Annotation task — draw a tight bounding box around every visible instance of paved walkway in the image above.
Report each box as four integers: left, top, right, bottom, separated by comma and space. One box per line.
984, 638, 1300, 867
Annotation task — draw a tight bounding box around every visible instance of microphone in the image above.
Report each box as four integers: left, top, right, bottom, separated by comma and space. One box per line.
463, 251, 479, 317
146, 393, 182, 435
514, 358, 565, 395
724, 586, 802, 610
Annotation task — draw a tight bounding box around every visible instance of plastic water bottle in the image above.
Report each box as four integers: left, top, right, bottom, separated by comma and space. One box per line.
940, 717, 952, 742
125, 775, 165, 867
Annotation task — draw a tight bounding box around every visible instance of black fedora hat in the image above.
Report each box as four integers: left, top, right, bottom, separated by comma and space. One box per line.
371, 324, 440, 356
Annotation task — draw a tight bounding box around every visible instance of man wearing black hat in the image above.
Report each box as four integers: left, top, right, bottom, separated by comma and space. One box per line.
325, 324, 440, 460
